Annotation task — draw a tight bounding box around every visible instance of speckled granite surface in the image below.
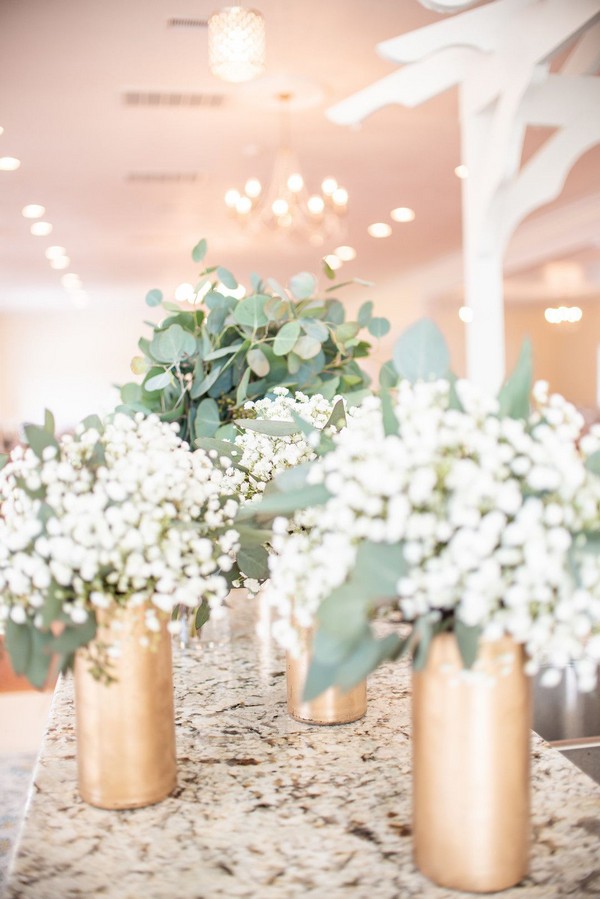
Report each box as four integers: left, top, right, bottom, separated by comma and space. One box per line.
6, 594, 600, 899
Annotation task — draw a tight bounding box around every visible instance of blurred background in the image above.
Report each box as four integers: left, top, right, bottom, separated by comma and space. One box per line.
1, 0, 599, 442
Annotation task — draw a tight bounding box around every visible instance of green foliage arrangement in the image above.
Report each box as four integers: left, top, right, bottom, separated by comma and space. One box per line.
119, 239, 390, 445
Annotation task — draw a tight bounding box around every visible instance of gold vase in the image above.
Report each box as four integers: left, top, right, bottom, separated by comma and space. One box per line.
286, 627, 367, 725
412, 633, 531, 893
74, 605, 177, 810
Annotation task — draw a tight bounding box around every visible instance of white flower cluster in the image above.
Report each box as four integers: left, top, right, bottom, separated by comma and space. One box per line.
265, 381, 600, 689
223, 388, 337, 503
0, 413, 240, 643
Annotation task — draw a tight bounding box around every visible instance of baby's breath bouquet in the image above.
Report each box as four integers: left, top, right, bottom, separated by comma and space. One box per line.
252, 320, 600, 699
0, 412, 240, 686
199, 387, 348, 586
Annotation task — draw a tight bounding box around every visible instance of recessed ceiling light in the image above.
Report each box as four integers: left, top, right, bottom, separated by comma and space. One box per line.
0, 156, 21, 171
458, 305, 473, 323
61, 273, 82, 289
30, 221, 53, 236
455, 164, 468, 179
391, 206, 415, 223
0, 126, 4, 136
334, 245, 356, 262
323, 254, 342, 270
321, 177, 337, 196
45, 246, 67, 259
22, 204, 45, 218
332, 187, 348, 207
367, 222, 392, 238
50, 256, 70, 270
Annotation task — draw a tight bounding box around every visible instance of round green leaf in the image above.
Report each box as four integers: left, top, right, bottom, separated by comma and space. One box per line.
131, 356, 150, 375
335, 322, 360, 344
264, 296, 288, 321
151, 324, 196, 363
392, 318, 450, 382
144, 371, 172, 392
217, 266, 238, 290
289, 272, 316, 300
273, 320, 301, 356
367, 317, 391, 338
145, 289, 163, 307
358, 301, 373, 327
300, 318, 329, 342
233, 295, 268, 329
247, 347, 270, 377
195, 398, 221, 438
294, 335, 322, 360
192, 238, 207, 263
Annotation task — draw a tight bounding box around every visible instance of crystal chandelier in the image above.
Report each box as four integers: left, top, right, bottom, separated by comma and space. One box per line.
208, 6, 266, 83
224, 92, 349, 246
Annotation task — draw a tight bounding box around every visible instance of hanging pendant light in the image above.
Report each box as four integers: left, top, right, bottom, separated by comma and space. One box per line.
208, 6, 266, 83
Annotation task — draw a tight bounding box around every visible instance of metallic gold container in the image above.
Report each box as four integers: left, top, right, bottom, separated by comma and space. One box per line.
286, 627, 367, 725
412, 633, 531, 893
74, 605, 177, 810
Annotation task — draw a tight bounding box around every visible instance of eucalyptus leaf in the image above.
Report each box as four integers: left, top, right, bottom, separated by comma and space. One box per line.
393, 318, 450, 382
44, 409, 55, 435
237, 544, 270, 580
204, 343, 244, 361
240, 483, 331, 519
0, 454, 8, 471
585, 450, 600, 476
455, 620, 481, 669
191, 365, 223, 399
323, 398, 347, 431
358, 301, 374, 327
303, 656, 338, 701
236, 367, 251, 406
379, 360, 399, 389
233, 295, 268, 329
300, 318, 329, 342
145, 288, 163, 307
131, 355, 150, 375
273, 321, 301, 356
5, 618, 32, 676
144, 371, 172, 392
25, 629, 55, 689
335, 322, 360, 344
380, 388, 400, 436
324, 299, 345, 324
353, 540, 406, 598
217, 266, 238, 290
234, 418, 300, 437
247, 347, 270, 377
293, 335, 321, 360
266, 278, 288, 300
289, 272, 316, 300
195, 398, 220, 438
23, 425, 59, 460
195, 599, 210, 630
368, 317, 390, 338
119, 381, 145, 404
287, 352, 301, 375
192, 238, 208, 263
49, 615, 97, 655
81, 413, 103, 432
264, 296, 288, 321
498, 338, 532, 420
413, 617, 433, 670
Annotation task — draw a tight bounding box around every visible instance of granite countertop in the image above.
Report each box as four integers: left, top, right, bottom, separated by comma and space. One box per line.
6, 592, 600, 899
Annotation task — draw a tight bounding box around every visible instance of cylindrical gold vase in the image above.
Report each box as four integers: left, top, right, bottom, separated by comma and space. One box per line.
286, 628, 367, 725
412, 633, 531, 893
74, 605, 177, 810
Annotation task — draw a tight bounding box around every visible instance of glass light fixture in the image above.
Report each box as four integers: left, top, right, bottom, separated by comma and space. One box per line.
22, 204, 45, 218
458, 305, 474, 323
225, 92, 349, 243
0, 156, 21, 171
30, 221, 52, 236
45, 246, 67, 259
335, 245, 356, 262
368, 222, 392, 238
50, 256, 70, 270
455, 164, 468, 179
208, 6, 265, 83
391, 206, 416, 223
323, 254, 342, 271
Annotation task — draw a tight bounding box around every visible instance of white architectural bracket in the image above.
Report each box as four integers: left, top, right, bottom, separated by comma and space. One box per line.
328, 0, 600, 392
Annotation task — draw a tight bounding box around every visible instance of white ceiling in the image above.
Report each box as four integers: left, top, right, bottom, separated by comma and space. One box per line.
1, 0, 599, 313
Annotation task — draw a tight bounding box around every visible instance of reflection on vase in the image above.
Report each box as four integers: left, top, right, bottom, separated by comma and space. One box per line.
74, 605, 177, 810
412, 632, 530, 893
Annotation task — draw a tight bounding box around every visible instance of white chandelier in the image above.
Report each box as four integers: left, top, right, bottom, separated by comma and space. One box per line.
224, 93, 349, 245
208, 6, 266, 83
